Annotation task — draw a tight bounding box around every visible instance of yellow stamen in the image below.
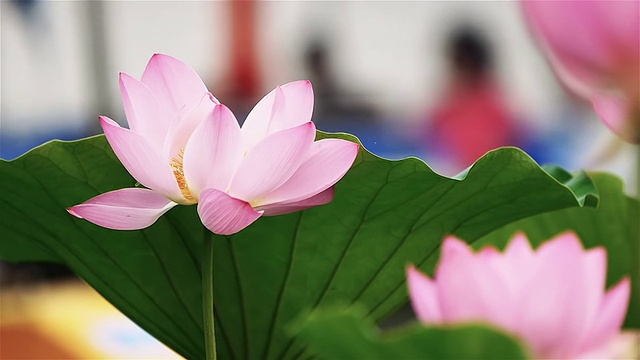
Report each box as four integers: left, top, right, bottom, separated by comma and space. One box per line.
170, 149, 196, 204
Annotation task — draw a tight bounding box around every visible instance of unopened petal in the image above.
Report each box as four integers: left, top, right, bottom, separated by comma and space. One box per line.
406, 265, 443, 323
580, 246, 609, 319
259, 139, 359, 205
424, 231, 631, 359
242, 80, 314, 150
67, 188, 177, 230
183, 104, 243, 197
119, 73, 169, 147
100, 116, 183, 201
197, 188, 263, 235
163, 93, 218, 161
230, 122, 315, 201
577, 278, 631, 356
515, 232, 589, 358
504, 232, 534, 258
436, 236, 513, 327
437, 236, 476, 273
257, 187, 335, 216
499, 233, 537, 293
140, 54, 216, 121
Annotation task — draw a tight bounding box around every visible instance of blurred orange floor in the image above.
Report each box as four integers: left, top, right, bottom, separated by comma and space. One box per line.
1, 280, 182, 359
2, 280, 638, 359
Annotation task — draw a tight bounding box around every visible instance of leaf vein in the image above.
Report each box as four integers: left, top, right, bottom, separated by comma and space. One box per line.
262, 212, 304, 360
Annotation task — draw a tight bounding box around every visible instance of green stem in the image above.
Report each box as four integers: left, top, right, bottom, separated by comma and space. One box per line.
203, 227, 217, 360
636, 145, 640, 358
636, 144, 640, 203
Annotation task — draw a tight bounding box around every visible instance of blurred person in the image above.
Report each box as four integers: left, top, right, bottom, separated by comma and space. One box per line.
302, 40, 417, 158
11, 0, 39, 20
303, 40, 377, 129
423, 27, 521, 175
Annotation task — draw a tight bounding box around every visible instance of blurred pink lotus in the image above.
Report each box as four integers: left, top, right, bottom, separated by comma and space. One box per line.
68, 54, 359, 235
407, 233, 631, 359
523, 1, 640, 143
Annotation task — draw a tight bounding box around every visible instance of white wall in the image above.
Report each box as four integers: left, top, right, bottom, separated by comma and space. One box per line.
3, 1, 565, 129
2, 1, 90, 132
103, 1, 229, 109
1, 1, 227, 132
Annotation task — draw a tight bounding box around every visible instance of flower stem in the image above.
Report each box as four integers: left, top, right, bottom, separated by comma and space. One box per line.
636, 144, 640, 359
636, 144, 639, 202
203, 226, 217, 360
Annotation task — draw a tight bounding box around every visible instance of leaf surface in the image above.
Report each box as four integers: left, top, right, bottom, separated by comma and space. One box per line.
0, 134, 598, 359
296, 309, 530, 359
477, 171, 640, 328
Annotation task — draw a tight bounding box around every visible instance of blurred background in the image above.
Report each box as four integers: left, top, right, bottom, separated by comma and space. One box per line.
1, 1, 636, 358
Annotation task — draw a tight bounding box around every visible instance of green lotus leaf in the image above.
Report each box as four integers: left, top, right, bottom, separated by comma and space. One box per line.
477, 172, 639, 328
0, 133, 597, 359
295, 308, 530, 359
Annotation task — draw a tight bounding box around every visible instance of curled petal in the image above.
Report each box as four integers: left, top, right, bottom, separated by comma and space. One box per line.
197, 189, 263, 235
100, 116, 183, 201
275, 80, 315, 129
258, 139, 359, 205
603, 2, 640, 55
141, 54, 216, 121
592, 94, 637, 143
257, 187, 335, 216
522, 1, 640, 143
230, 122, 316, 201
119, 73, 169, 147
67, 188, 177, 230
407, 265, 443, 323
183, 104, 243, 197
523, 1, 618, 87
242, 80, 314, 150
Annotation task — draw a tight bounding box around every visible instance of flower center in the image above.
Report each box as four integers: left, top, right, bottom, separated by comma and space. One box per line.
170, 149, 196, 204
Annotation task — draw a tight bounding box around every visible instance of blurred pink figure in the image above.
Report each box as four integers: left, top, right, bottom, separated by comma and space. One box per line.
426, 28, 519, 173
523, 1, 640, 143
407, 233, 631, 359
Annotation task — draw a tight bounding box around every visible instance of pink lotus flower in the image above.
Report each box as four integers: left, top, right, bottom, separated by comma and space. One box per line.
68, 54, 359, 235
407, 233, 631, 359
523, 0, 640, 143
